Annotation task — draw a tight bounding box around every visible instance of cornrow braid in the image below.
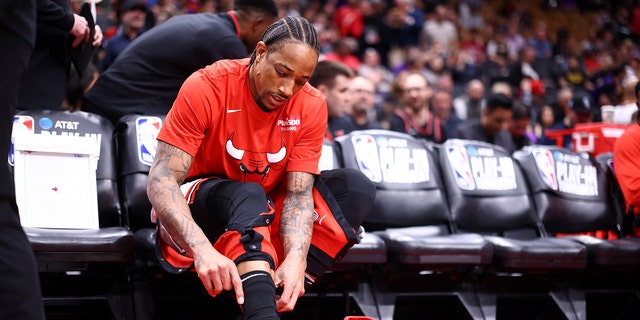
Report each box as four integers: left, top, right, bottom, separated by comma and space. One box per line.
249, 16, 319, 65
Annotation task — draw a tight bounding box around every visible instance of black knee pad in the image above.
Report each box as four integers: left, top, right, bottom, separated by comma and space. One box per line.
240, 271, 278, 320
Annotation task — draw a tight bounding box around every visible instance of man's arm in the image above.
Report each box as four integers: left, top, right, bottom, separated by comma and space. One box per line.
275, 171, 315, 312
147, 141, 244, 304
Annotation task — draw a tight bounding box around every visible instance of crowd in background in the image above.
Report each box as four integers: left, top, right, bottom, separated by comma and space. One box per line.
68, 0, 640, 150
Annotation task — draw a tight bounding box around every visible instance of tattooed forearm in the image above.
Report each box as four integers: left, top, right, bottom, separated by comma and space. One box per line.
280, 172, 315, 261
148, 141, 210, 255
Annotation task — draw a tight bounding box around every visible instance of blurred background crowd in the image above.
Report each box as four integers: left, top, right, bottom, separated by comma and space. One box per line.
70, 0, 640, 149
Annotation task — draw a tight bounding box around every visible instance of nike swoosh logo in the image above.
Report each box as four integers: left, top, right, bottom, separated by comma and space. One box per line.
227, 109, 242, 113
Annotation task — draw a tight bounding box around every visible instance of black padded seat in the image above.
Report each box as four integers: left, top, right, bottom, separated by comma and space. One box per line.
514, 145, 640, 267
439, 139, 588, 271
335, 130, 493, 268
316, 139, 387, 269
114, 114, 166, 231
336, 232, 387, 265
24, 227, 135, 263
484, 236, 587, 269
379, 227, 492, 265
12, 110, 136, 320
13, 110, 134, 266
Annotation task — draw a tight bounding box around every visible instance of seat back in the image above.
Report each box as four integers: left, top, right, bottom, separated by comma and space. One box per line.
319, 138, 341, 172
438, 139, 537, 235
513, 145, 617, 235
114, 114, 164, 231
13, 110, 122, 227
335, 130, 449, 231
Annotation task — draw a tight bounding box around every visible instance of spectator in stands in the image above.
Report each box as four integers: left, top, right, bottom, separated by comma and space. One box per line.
527, 22, 553, 59
358, 47, 394, 103
83, 0, 279, 124
421, 4, 458, 56
453, 78, 485, 121
332, 0, 363, 39
309, 60, 356, 140
548, 94, 596, 150
431, 89, 464, 139
357, 0, 391, 67
504, 21, 525, 63
452, 93, 516, 153
508, 45, 542, 90
101, 0, 147, 71
18, 0, 103, 111
533, 104, 558, 146
323, 36, 361, 72
147, 16, 375, 318
490, 81, 513, 98
550, 87, 574, 125
614, 78, 639, 124
559, 55, 591, 94
509, 102, 536, 150
384, 0, 424, 68
389, 71, 447, 143
348, 76, 383, 130
613, 82, 640, 236
0, 0, 46, 318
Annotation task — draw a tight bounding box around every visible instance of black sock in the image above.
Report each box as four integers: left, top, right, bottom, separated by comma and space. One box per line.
240, 270, 279, 320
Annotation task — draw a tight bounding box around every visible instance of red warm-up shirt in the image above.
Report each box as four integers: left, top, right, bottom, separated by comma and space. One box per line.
158, 58, 328, 193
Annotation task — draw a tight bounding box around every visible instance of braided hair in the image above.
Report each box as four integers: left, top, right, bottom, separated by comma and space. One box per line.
249, 16, 319, 65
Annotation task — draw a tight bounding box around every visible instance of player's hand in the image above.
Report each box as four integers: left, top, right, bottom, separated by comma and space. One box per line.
193, 245, 244, 305
70, 13, 90, 48
274, 257, 306, 312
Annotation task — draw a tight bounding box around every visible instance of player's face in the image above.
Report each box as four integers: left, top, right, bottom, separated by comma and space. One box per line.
250, 41, 318, 111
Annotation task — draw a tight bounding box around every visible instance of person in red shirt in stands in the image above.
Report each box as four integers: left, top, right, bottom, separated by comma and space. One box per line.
613, 81, 640, 236
147, 16, 375, 319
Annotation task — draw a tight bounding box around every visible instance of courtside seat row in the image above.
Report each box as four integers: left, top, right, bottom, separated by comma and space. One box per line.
12, 110, 640, 319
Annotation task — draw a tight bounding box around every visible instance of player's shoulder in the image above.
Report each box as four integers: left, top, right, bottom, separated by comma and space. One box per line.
200, 58, 249, 81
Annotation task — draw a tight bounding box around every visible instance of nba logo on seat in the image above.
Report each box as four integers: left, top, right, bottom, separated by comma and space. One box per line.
532, 148, 558, 190
136, 116, 163, 166
447, 145, 475, 190
352, 135, 382, 182
8, 115, 35, 166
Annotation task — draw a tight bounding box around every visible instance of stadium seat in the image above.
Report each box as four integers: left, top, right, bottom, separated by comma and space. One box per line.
438, 139, 589, 320
514, 146, 640, 319
12, 109, 135, 319
114, 114, 165, 231
335, 130, 493, 320
514, 146, 640, 266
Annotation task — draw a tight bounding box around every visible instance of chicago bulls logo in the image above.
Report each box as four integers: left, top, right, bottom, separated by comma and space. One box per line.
225, 132, 286, 183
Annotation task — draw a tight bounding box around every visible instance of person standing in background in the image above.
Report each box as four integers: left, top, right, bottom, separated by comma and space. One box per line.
0, 0, 46, 318
101, 0, 147, 71
18, 0, 103, 110
83, 0, 278, 124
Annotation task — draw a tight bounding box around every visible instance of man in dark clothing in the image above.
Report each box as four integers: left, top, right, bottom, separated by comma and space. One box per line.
309, 60, 358, 140
83, 0, 278, 124
0, 0, 46, 318
509, 102, 536, 151
18, 0, 103, 110
453, 93, 517, 153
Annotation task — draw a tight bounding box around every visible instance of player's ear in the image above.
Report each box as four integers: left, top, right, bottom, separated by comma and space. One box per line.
254, 41, 267, 60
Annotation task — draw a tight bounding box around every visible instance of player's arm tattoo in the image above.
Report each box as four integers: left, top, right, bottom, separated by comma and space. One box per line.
280, 171, 315, 261
147, 141, 210, 253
